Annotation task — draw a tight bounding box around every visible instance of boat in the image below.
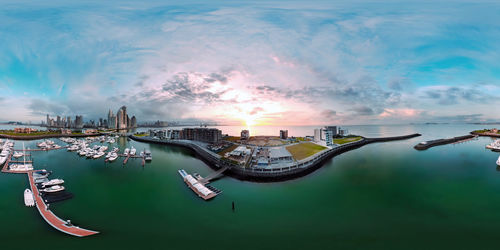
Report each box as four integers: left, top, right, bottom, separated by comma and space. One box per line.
24, 189, 35, 207
93, 151, 105, 159
108, 153, 118, 162
124, 148, 130, 155
99, 146, 108, 151
40, 185, 65, 193
41, 179, 65, 188
33, 169, 50, 179
144, 150, 152, 161
130, 147, 136, 156
497, 156, 500, 167
9, 164, 33, 172
12, 151, 23, 158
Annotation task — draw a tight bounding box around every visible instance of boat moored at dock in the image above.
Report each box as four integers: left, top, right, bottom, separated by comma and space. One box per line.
24, 189, 35, 207
41, 185, 65, 193
41, 179, 65, 188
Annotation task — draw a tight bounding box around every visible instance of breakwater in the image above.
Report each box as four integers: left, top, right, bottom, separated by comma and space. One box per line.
414, 134, 475, 150
130, 133, 421, 182
0, 133, 104, 140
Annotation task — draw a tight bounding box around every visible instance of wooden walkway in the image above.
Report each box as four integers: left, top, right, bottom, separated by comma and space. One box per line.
28, 172, 99, 237
199, 166, 229, 184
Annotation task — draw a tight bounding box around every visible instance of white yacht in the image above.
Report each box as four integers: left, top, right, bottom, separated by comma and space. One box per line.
24, 189, 35, 207
93, 151, 105, 159
144, 150, 152, 161
108, 153, 118, 162
41, 185, 65, 193
99, 146, 108, 152
497, 156, 500, 167
12, 151, 23, 158
9, 164, 33, 172
41, 179, 65, 188
124, 148, 130, 155
130, 147, 136, 156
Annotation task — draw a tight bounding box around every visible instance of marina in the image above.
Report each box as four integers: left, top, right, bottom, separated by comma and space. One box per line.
178, 169, 222, 200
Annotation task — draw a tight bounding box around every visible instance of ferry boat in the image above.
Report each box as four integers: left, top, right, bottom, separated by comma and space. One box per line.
41, 179, 65, 188
24, 189, 35, 207
41, 185, 65, 193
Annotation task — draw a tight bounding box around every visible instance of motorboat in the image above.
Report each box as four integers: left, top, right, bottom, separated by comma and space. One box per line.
124, 148, 130, 155
144, 150, 152, 161
0, 156, 7, 165
41, 179, 65, 187
40, 185, 65, 193
9, 164, 33, 172
12, 151, 24, 158
99, 146, 108, 151
33, 169, 51, 179
108, 153, 118, 162
24, 189, 35, 207
93, 151, 105, 159
130, 147, 136, 156
497, 156, 500, 167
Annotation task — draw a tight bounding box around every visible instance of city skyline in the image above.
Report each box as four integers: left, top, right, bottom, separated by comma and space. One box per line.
1, 1, 500, 125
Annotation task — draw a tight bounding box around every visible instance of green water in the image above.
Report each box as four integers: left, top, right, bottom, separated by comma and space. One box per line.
2, 124, 500, 249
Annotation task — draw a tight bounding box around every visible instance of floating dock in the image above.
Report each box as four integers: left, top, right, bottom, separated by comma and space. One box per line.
414, 135, 476, 150
28, 171, 99, 237
178, 169, 220, 200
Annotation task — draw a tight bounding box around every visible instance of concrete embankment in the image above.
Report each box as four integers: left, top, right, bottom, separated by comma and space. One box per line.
414, 134, 475, 150
0, 133, 104, 140
130, 133, 421, 182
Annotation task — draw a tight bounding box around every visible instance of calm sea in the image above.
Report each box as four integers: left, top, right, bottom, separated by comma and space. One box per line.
1, 124, 500, 250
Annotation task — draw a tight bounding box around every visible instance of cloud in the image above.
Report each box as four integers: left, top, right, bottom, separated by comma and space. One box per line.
421, 86, 491, 105
351, 106, 374, 116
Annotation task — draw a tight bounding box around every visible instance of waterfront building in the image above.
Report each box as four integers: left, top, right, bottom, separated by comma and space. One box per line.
46, 114, 50, 127
269, 147, 293, 164
339, 128, 349, 136
181, 128, 222, 144
116, 106, 127, 129
241, 130, 249, 140
56, 116, 61, 127
314, 129, 321, 142
67, 116, 72, 128
323, 126, 337, 147
280, 130, 288, 140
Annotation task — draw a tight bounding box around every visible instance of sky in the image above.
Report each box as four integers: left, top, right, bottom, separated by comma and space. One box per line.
1, 0, 500, 126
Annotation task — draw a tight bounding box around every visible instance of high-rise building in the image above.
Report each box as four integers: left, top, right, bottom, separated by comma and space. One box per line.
46, 114, 50, 127
314, 129, 321, 142
67, 116, 72, 128
131, 116, 137, 128
56, 116, 61, 127
241, 130, 249, 140
75, 115, 84, 129
116, 106, 128, 129
126, 115, 130, 128
323, 126, 337, 147
280, 130, 288, 140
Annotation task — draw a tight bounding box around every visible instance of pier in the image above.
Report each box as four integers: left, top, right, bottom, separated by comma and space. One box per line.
28, 171, 99, 237
414, 135, 476, 150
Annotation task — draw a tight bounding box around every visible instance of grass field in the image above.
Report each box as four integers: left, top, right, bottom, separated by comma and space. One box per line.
286, 142, 327, 161
333, 136, 362, 145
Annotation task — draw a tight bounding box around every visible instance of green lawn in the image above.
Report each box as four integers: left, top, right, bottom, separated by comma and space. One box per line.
333, 136, 362, 145
286, 142, 327, 161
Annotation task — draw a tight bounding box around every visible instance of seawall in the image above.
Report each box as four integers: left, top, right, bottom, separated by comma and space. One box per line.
130, 133, 421, 182
414, 134, 475, 150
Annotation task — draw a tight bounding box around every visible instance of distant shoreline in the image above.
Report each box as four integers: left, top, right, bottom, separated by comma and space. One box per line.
0, 133, 104, 140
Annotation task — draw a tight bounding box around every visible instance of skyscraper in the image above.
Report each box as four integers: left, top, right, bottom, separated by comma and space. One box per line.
75, 115, 83, 129
131, 116, 137, 128
46, 114, 50, 127
116, 106, 127, 129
